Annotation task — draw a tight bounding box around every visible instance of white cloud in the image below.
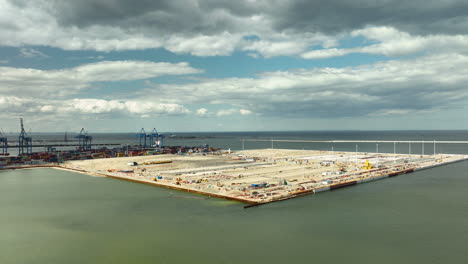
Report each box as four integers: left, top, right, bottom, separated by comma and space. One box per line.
0, 96, 30, 111
216, 108, 253, 116
302, 26, 468, 59
239, 109, 252, 115
124, 101, 190, 115
196, 108, 208, 116
241, 32, 337, 58
0, 96, 191, 118
73, 61, 201, 81
2, 54, 468, 126
67, 99, 125, 114
216, 109, 238, 116
165, 33, 241, 56
242, 40, 309, 58
301, 48, 350, 59
0, 60, 201, 97
145, 54, 468, 118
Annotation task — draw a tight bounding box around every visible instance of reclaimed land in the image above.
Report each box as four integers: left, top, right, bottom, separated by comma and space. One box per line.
53, 149, 468, 207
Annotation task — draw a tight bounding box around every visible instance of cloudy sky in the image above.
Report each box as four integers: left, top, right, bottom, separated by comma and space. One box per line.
1, 0, 468, 132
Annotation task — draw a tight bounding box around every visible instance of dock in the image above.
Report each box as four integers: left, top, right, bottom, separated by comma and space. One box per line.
55, 148, 468, 207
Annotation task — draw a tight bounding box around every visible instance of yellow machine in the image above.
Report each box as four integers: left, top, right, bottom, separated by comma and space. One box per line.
362, 160, 373, 170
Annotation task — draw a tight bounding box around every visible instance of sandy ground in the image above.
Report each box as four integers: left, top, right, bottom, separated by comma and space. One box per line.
60, 149, 468, 204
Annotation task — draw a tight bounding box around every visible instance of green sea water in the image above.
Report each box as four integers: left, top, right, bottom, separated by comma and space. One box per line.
1, 163, 468, 264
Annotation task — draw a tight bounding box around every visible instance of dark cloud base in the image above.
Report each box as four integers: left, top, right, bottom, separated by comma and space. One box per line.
47, 0, 468, 35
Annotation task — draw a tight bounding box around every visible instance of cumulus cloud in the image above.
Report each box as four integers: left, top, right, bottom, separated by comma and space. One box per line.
4, 0, 467, 57
196, 108, 208, 116
143, 54, 468, 118
0, 60, 201, 97
0, 96, 32, 111
165, 33, 241, 56
3, 0, 468, 129
3, 54, 468, 127
239, 109, 252, 115
5, 53, 468, 121
215, 108, 253, 117
216, 109, 238, 117
302, 27, 468, 59
123, 101, 190, 115
196, 107, 253, 117
0, 96, 190, 118
240, 33, 335, 58
72, 61, 201, 81
301, 48, 349, 59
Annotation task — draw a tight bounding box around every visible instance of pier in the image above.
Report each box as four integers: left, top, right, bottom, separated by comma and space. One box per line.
56, 148, 468, 206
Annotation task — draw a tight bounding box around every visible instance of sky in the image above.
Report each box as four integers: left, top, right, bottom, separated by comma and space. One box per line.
1, 0, 468, 133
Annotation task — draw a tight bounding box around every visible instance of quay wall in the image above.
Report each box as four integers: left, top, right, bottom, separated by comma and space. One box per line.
246, 156, 468, 208
3, 155, 468, 209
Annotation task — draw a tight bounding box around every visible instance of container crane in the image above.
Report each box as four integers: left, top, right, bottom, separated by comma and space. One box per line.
0, 130, 8, 155
75, 128, 92, 150
18, 118, 33, 155
137, 128, 147, 148
147, 128, 159, 147
137, 128, 164, 148
158, 134, 165, 147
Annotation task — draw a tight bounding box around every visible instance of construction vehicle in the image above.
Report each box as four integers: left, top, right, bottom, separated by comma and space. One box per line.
362, 160, 373, 170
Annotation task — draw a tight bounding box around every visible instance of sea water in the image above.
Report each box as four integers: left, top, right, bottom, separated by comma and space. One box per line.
1, 131, 468, 264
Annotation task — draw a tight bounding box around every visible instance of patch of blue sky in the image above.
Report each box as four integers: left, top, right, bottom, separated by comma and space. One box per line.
4, 42, 391, 83
235, 52, 390, 73
74, 79, 148, 99
182, 51, 392, 79
0, 47, 16, 64
338, 35, 380, 49
1, 46, 89, 69
242, 35, 261, 41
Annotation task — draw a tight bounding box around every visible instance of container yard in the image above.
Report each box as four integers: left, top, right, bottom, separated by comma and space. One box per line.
58, 148, 468, 206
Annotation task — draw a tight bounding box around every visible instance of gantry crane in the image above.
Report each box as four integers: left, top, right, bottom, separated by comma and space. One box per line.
147, 128, 159, 147
75, 128, 92, 150
137, 128, 164, 148
0, 130, 8, 155
18, 118, 33, 155
137, 128, 147, 148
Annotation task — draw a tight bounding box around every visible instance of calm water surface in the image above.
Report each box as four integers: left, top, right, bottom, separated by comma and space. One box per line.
1, 131, 468, 263
1, 162, 468, 264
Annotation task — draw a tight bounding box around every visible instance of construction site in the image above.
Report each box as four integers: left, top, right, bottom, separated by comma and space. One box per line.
61, 148, 468, 206
2, 118, 468, 206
